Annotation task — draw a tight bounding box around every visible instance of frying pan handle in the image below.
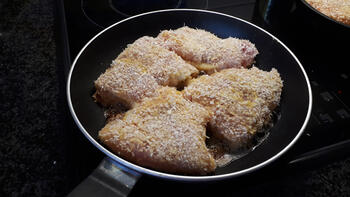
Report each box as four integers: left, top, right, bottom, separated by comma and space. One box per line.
67, 157, 141, 197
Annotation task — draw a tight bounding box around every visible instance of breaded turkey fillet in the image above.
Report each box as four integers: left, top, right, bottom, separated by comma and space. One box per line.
99, 87, 216, 175
183, 67, 283, 150
157, 26, 259, 74
117, 36, 198, 87
94, 58, 160, 108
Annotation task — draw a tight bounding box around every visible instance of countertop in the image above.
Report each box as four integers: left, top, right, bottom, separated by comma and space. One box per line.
0, 0, 350, 196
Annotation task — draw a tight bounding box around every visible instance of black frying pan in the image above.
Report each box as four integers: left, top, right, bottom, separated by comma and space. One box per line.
298, 0, 350, 29
295, 0, 350, 58
67, 9, 312, 196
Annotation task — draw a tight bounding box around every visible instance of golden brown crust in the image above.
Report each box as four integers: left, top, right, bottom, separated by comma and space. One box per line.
157, 26, 259, 74
183, 67, 283, 150
99, 87, 216, 175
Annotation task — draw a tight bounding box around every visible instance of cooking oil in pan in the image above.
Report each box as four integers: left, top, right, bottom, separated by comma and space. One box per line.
207, 108, 281, 167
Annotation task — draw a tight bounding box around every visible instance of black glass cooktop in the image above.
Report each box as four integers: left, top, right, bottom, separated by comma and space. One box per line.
82, 0, 210, 28
56, 0, 350, 195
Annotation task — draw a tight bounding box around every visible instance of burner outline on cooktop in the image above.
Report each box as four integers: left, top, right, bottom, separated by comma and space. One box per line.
109, 0, 183, 17
81, 0, 209, 28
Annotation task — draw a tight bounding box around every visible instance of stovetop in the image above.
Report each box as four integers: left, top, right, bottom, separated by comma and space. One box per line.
56, 0, 350, 194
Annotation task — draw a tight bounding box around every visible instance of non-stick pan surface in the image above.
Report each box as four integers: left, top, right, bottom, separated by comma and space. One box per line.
67, 9, 312, 181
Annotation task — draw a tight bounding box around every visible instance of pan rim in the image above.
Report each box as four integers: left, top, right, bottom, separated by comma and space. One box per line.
67, 8, 313, 181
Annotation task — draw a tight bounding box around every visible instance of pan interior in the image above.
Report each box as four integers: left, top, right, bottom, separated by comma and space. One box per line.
69, 10, 310, 177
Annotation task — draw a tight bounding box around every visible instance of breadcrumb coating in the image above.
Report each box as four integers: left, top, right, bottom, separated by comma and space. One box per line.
99, 87, 216, 175
118, 36, 198, 87
305, 0, 350, 25
94, 27, 283, 174
94, 58, 160, 108
183, 67, 283, 150
157, 26, 259, 74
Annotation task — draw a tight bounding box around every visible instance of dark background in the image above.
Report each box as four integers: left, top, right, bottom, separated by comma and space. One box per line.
0, 0, 350, 196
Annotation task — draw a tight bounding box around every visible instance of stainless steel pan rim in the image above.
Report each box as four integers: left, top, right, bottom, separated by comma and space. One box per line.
67, 8, 313, 181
